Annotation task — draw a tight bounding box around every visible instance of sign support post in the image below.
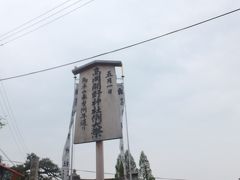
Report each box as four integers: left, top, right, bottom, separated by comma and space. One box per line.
96, 141, 104, 180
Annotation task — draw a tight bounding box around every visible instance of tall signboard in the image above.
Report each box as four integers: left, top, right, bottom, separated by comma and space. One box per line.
62, 83, 78, 180
73, 61, 122, 144
72, 61, 123, 180
61, 133, 70, 180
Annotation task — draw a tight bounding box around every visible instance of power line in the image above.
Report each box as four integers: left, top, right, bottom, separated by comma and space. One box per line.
0, 0, 95, 46
75, 169, 188, 180
0, 148, 15, 166
0, 7, 239, 81
0, 87, 26, 157
0, 82, 30, 153
1, 159, 23, 164
0, 0, 76, 39
155, 177, 187, 180
0, 0, 89, 43
74, 169, 115, 175
0, 159, 188, 180
66, 169, 188, 180
0, 98, 22, 154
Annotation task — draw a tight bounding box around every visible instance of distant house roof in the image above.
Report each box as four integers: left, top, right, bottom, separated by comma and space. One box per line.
0, 163, 24, 177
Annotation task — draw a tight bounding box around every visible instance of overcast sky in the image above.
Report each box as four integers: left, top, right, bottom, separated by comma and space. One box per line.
0, 0, 240, 180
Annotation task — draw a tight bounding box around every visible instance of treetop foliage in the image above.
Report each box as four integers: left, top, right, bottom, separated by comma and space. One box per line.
12, 153, 61, 180
139, 151, 155, 180
115, 150, 154, 180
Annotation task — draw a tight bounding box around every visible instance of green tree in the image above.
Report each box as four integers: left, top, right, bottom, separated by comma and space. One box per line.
115, 154, 124, 179
139, 151, 155, 180
39, 158, 60, 180
115, 150, 138, 179
125, 150, 137, 177
12, 153, 61, 180
12, 164, 27, 177
12, 153, 37, 178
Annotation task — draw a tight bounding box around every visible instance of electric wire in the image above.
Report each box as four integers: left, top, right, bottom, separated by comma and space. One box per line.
0, 83, 30, 153
0, 159, 187, 180
0, 0, 95, 46
1, 159, 23, 164
0, 0, 87, 42
155, 178, 186, 180
0, 82, 28, 158
74, 169, 115, 175
0, 148, 15, 166
0, 8, 239, 81
0, 98, 24, 155
0, 0, 76, 39
0, 88, 26, 157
